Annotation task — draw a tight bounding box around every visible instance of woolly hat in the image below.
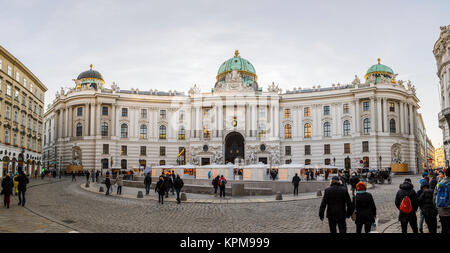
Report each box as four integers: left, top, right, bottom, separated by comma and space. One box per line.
420, 181, 430, 189
356, 182, 366, 191
422, 172, 428, 177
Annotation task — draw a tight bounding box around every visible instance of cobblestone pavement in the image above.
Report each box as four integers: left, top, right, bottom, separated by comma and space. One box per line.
6, 174, 424, 233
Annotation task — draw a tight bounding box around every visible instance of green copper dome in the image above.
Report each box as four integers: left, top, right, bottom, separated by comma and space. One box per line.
365, 58, 394, 79
217, 50, 256, 77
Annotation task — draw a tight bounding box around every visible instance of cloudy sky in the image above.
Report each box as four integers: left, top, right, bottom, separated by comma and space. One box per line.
0, 0, 448, 146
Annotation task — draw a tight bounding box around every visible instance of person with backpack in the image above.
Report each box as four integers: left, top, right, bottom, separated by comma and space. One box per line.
433, 169, 450, 233
1, 173, 14, 208
292, 173, 301, 196
155, 176, 166, 204
144, 173, 152, 195
395, 178, 419, 233
319, 176, 353, 233
418, 181, 438, 233
353, 182, 376, 233
212, 175, 219, 197
218, 175, 227, 198
173, 175, 184, 204
14, 169, 29, 207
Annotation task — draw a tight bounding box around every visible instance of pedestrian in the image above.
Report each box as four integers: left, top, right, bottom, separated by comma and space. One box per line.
14, 169, 29, 207
430, 173, 438, 193
218, 175, 227, 198
325, 170, 329, 181
52, 170, 56, 178
292, 173, 301, 196
171, 171, 176, 195
96, 170, 100, 183
71, 171, 76, 182
419, 172, 428, 185
164, 174, 172, 197
349, 172, 360, 199
105, 173, 111, 196
155, 176, 166, 204
1, 173, 14, 208
85, 170, 90, 183
173, 175, 184, 204
114, 172, 123, 195
437, 170, 445, 183
212, 175, 219, 197
433, 169, 450, 233
144, 173, 152, 195
319, 176, 353, 233
208, 170, 211, 180
306, 170, 310, 181
34, 169, 37, 179
418, 181, 438, 233
353, 182, 376, 233
92, 170, 95, 182
395, 178, 419, 233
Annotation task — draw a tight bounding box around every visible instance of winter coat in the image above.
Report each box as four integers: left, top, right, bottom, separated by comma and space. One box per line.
218, 177, 227, 188
13, 175, 19, 193
105, 177, 111, 187
418, 189, 438, 217
429, 177, 438, 193
114, 174, 124, 186
349, 176, 360, 189
144, 175, 152, 185
212, 177, 219, 188
433, 177, 450, 217
173, 178, 184, 190
395, 182, 419, 221
292, 175, 301, 186
1, 176, 13, 196
319, 182, 353, 221
15, 174, 29, 192
354, 191, 376, 224
155, 180, 166, 195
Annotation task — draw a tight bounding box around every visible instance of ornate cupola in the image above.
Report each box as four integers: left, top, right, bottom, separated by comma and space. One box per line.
75, 64, 105, 90
364, 58, 396, 84
215, 50, 259, 92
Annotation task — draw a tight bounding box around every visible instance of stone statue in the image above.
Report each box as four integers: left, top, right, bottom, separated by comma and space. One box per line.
407, 80, 412, 90
72, 147, 81, 165
397, 80, 404, 86
188, 84, 201, 95
366, 75, 375, 84
352, 75, 361, 85
268, 82, 282, 93
214, 151, 223, 164
391, 144, 402, 164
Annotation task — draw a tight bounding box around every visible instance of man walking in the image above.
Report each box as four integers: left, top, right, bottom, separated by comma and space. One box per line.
173, 175, 184, 204
218, 175, 227, 198
96, 170, 100, 183
85, 170, 90, 183
434, 169, 450, 233
319, 176, 353, 233
144, 173, 152, 195
395, 178, 419, 233
349, 172, 360, 199
105, 173, 112, 196
71, 171, 76, 182
292, 173, 301, 196
14, 169, 29, 207
212, 175, 219, 197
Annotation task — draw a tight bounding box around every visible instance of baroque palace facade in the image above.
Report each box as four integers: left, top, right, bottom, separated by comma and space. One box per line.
44, 50, 423, 173
0, 46, 47, 178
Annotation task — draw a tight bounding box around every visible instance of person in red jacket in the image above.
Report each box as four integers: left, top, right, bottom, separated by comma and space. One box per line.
218, 175, 227, 198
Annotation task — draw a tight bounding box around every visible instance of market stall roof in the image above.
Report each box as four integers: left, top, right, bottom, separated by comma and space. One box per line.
199, 163, 238, 169
152, 165, 177, 169
244, 163, 270, 169
278, 163, 305, 169
175, 163, 197, 169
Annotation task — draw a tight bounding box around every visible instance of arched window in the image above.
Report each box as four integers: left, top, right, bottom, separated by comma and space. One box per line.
304, 123, 312, 138
284, 124, 292, 139
323, 122, 331, 137
76, 123, 83, 137
178, 126, 186, 140
343, 120, 351, 136
101, 122, 108, 136
390, 119, 396, 133
121, 124, 128, 138
363, 118, 370, 134
140, 124, 147, 139
159, 125, 166, 139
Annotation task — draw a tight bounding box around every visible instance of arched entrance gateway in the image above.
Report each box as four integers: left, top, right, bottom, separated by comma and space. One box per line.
225, 132, 245, 164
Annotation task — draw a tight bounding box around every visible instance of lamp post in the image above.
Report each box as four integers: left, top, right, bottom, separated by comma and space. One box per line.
333, 157, 336, 166
379, 156, 382, 171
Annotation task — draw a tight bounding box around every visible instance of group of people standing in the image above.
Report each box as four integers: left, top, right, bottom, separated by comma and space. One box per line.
211, 175, 227, 198
155, 172, 184, 204
1, 169, 29, 209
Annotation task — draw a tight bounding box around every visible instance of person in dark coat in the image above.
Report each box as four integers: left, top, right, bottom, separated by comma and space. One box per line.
170, 171, 176, 194
155, 176, 166, 204
218, 175, 227, 198
173, 175, 184, 204
14, 170, 29, 207
105, 173, 112, 195
212, 175, 219, 197
85, 170, 90, 183
354, 182, 376, 233
144, 173, 152, 195
429, 175, 438, 193
292, 173, 301, 196
349, 173, 360, 198
164, 174, 173, 197
95, 170, 100, 183
1, 174, 14, 208
395, 178, 419, 233
72, 172, 76, 182
418, 181, 438, 233
319, 176, 353, 233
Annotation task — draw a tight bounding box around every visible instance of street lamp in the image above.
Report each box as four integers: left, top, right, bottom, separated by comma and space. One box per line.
379, 156, 382, 171
333, 157, 336, 166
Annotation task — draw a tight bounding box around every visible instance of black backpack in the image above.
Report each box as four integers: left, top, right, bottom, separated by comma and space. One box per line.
212, 178, 217, 186
220, 179, 226, 187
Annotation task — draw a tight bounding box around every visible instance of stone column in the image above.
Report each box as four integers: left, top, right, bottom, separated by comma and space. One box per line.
399, 102, 404, 134
58, 109, 63, 139
84, 104, 89, 136
218, 104, 223, 137
90, 103, 95, 136
408, 104, 413, 135
251, 104, 257, 137
96, 103, 101, 136
383, 98, 388, 132
68, 106, 72, 137
377, 98, 382, 133
116, 106, 121, 137
214, 105, 219, 137
196, 106, 201, 138
275, 104, 280, 138
370, 97, 375, 133
111, 104, 116, 137
336, 104, 342, 137
298, 106, 302, 138
355, 100, 360, 134
293, 106, 298, 139
332, 104, 337, 136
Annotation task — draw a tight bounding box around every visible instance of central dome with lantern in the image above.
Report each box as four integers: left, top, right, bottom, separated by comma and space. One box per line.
215, 50, 259, 91
364, 58, 396, 84
75, 64, 105, 90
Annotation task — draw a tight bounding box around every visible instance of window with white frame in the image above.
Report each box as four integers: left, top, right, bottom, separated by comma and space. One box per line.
6, 84, 11, 96
15, 72, 20, 82
30, 83, 33, 93
5, 105, 11, 119
7, 66, 12, 76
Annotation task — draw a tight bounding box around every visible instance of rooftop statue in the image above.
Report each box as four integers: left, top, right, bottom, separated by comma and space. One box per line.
351, 75, 361, 85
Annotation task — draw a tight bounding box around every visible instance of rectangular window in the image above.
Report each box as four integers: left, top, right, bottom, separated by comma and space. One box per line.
22, 94, 26, 105
122, 108, 128, 117
141, 109, 147, 118
323, 106, 330, 116
23, 78, 27, 87
30, 83, 33, 93
259, 107, 266, 119
343, 104, 349, 114
324, 144, 331, 154
344, 143, 351, 154
285, 146, 291, 156
15, 72, 20, 82
7, 66, 12, 76
103, 144, 109, 154
160, 110, 166, 119
363, 101, 370, 111
5, 105, 11, 119
102, 106, 108, 116
160, 146, 166, 156
140, 146, 147, 156
77, 107, 83, 116
284, 109, 291, 119
14, 90, 19, 101
305, 145, 311, 155
389, 102, 395, 112
121, 145, 127, 156
304, 107, 311, 117
203, 108, 211, 119
362, 141, 369, 152
13, 110, 18, 122
6, 84, 11, 96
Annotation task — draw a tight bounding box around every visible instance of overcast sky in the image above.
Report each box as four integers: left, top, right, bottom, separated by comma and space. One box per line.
0, 0, 448, 147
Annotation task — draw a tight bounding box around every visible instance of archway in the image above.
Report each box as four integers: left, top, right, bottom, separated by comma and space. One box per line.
225, 132, 245, 164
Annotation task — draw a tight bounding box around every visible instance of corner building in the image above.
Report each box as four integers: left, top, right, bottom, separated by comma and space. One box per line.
44, 50, 422, 174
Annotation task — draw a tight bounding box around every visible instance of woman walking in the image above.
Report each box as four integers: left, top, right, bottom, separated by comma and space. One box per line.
114, 172, 124, 195
105, 173, 112, 195
1, 174, 14, 208
354, 182, 377, 233
155, 176, 166, 204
